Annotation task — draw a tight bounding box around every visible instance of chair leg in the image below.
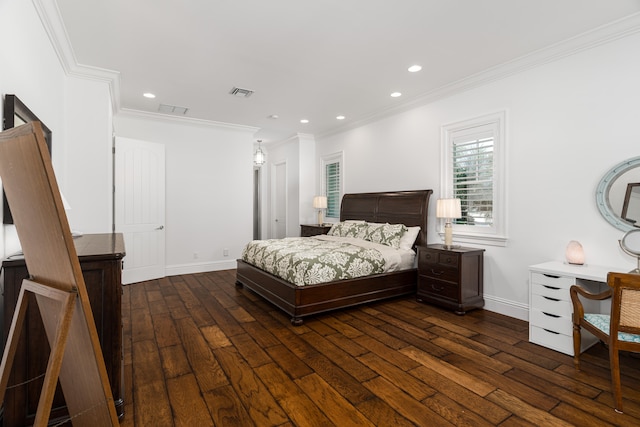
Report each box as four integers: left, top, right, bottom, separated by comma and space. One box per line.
609, 344, 623, 413
572, 323, 581, 369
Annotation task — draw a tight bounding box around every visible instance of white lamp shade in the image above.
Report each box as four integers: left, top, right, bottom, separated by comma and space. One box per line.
254, 147, 265, 165
313, 196, 328, 209
436, 198, 461, 219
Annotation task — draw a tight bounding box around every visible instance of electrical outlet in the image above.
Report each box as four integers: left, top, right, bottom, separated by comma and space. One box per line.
223, 248, 229, 257
193, 252, 198, 259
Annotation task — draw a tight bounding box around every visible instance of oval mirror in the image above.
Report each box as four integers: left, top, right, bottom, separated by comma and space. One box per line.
619, 228, 640, 273
596, 156, 640, 232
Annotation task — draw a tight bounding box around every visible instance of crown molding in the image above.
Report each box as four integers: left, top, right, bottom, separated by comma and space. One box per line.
117, 108, 259, 133
318, 11, 640, 140
32, 0, 122, 114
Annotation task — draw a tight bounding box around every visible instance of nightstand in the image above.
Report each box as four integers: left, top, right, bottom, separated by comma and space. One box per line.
417, 244, 485, 314
300, 224, 332, 237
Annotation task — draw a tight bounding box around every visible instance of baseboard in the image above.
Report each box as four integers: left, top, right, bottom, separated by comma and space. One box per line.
482, 294, 529, 321
165, 260, 236, 277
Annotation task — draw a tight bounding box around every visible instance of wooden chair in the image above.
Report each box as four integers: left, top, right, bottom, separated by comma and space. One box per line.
570, 272, 640, 413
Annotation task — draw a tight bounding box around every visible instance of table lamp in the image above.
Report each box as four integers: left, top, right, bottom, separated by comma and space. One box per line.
313, 196, 327, 225
436, 198, 462, 249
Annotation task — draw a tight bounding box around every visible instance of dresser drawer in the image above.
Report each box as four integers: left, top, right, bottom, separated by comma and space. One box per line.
418, 276, 458, 300
530, 272, 575, 290
531, 282, 570, 301
530, 325, 574, 355
530, 308, 573, 336
530, 293, 572, 317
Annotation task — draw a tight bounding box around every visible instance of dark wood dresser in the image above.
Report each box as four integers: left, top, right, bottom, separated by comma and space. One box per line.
417, 244, 485, 315
0, 233, 125, 426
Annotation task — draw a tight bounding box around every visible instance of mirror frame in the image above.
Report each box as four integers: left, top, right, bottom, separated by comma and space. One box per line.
596, 156, 640, 232
620, 228, 640, 255
2, 94, 52, 224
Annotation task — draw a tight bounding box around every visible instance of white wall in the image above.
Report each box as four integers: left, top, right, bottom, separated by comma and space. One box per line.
0, 0, 113, 257
63, 77, 113, 234
317, 32, 640, 319
114, 112, 256, 274
262, 134, 318, 239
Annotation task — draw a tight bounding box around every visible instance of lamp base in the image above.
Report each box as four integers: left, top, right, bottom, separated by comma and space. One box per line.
317, 210, 323, 226
442, 244, 460, 250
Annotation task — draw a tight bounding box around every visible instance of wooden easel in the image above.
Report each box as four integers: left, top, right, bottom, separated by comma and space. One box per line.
0, 122, 118, 426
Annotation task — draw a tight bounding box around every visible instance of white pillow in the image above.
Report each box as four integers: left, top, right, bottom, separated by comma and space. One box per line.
399, 226, 420, 250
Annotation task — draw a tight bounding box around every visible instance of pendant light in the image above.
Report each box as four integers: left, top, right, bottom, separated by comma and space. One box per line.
254, 140, 265, 166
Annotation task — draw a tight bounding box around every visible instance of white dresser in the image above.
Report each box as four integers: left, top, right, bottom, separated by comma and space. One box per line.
529, 261, 621, 356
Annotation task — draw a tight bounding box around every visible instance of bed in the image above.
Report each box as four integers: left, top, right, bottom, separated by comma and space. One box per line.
235, 189, 432, 325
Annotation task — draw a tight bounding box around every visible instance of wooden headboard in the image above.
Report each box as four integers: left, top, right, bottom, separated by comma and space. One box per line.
340, 190, 433, 247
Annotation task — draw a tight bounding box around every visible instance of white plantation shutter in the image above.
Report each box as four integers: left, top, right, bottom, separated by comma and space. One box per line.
326, 161, 340, 218
453, 134, 494, 227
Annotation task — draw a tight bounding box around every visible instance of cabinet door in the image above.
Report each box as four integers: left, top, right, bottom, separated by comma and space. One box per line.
1, 259, 123, 425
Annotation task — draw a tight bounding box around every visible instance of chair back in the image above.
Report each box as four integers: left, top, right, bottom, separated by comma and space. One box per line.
608, 272, 640, 337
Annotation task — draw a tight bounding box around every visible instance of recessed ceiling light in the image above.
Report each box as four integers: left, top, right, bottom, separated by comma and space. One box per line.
336, 115, 345, 120
408, 65, 422, 72
390, 92, 402, 98
143, 92, 156, 99
300, 119, 309, 124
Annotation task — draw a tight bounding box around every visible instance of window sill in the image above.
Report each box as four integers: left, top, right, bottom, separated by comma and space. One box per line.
438, 232, 508, 248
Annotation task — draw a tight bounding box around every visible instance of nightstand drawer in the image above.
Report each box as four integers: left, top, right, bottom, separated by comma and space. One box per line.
419, 250, 459, 269
419, 265, 458, 282
300, 224, 332, 237
418, 276, 458, 300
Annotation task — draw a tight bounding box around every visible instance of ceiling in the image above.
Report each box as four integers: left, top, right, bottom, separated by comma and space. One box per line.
55, 0, 640, 142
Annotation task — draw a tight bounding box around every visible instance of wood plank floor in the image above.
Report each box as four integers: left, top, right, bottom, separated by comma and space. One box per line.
118, 270, 640, 426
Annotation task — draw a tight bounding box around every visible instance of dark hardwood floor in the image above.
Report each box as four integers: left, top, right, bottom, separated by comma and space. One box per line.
119, 270, 640, 426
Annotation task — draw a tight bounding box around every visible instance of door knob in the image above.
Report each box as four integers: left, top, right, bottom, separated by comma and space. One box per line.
156, 225, 164, 230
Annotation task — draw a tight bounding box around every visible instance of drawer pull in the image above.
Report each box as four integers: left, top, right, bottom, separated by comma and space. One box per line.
542, 312, 560, 318
430, 283, 445, 292
543, 285, 560, 290
543, 273, 560, 279
429, 269, 444, 276
543, 328, 560, 335
543, 296, 560, 302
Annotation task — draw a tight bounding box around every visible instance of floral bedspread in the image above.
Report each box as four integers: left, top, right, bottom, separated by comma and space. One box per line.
241, 237, 386, 286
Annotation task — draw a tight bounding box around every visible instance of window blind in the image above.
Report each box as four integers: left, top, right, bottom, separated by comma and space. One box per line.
325, 162, 340, 218
452, 135, 494, 227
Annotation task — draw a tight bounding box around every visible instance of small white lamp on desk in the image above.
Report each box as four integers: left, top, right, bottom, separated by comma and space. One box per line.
437, 198, 462, 249
313, 195, 327, 225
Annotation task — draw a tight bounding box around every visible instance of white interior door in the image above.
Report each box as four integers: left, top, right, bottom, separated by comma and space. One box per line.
272, 162, 287, 238
115, 137, 166, 284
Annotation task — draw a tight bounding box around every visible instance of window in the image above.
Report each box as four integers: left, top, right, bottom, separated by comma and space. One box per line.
321, 152, 343, 219
441, 111, 506, 246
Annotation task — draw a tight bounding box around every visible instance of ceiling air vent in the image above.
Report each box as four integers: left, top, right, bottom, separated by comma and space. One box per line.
158, 104, 189, 115
229, 87, 254, 98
